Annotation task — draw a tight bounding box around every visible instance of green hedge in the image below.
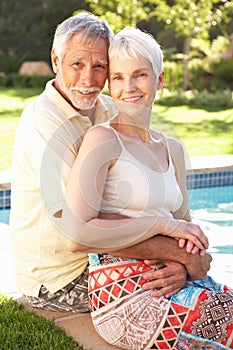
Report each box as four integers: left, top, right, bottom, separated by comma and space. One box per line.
0, 74, 54, 88
157, 90, 233, 109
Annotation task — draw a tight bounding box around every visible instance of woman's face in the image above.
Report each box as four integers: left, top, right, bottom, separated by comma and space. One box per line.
109, 55, 159, 117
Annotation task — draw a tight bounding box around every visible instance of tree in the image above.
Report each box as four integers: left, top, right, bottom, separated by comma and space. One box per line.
0, 0, 88, 72
152, 0, 233, 90
86, 0, 153, 31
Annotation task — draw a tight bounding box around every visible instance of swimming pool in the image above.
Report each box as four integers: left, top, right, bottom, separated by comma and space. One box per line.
0, 208, 10, 225
188, 185, 233, 226
188, 185, 233, 253
1, 185, 232, 225
187, 185, 233, 286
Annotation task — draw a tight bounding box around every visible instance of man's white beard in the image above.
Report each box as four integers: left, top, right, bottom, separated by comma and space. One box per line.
56, 73, 100, 110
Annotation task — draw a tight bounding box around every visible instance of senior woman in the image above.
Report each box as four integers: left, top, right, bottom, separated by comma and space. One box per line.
63, 28, 233, 349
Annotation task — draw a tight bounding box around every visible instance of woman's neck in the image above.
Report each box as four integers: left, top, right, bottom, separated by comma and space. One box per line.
110, 119, 151, 143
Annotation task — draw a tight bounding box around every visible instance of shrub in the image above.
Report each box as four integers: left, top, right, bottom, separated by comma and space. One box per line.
163, 61, 183, 91
188, 58, 206, 92
190, 90, 233, 109
157, 90, 190, 106
0, 74, 53, 88
157, 90, 233, 109
0, 50, 25, 74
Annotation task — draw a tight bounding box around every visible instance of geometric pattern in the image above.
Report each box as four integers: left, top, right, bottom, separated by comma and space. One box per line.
91, 293, 190, 349
89, 260, 153, 311
190, 291, 233, 347
88, 256, 233, 349
149, 302, 188, 349
91, 290, 173, 350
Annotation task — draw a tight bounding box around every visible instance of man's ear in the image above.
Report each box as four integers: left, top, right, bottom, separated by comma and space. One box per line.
157, 71, 164, 90
51, 49, 59, 74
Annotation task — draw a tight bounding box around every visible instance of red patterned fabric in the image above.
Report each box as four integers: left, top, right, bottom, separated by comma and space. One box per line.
88, 257, 233, 349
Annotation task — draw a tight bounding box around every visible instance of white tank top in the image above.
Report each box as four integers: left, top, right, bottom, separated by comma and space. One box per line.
100, 127, 183, 218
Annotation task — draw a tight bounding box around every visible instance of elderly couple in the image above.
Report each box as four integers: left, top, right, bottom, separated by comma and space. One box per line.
10, 12, 233, 349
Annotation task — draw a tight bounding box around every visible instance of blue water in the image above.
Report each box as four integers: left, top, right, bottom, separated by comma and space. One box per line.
1, 186, 232, 225
188, 185, 233, 227
188, 185, 233, 256
0, 208, 10, 224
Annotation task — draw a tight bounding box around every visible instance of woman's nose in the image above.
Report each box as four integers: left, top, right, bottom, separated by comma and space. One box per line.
124, 78, 136, 92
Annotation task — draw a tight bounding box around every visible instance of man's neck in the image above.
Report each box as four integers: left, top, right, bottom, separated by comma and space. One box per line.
79, 108, 95, 124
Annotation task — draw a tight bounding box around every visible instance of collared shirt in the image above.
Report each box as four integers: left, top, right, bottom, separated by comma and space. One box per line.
10, 79, 117, 296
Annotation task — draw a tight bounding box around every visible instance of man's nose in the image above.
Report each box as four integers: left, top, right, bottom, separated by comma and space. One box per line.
81, 66, 94, 85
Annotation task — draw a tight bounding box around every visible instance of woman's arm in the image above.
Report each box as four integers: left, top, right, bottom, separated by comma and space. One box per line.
167, 136, 208, 255
60, 125, 208, 252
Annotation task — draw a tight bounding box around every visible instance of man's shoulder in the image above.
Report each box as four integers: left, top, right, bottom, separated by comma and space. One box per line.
97, 93, 117, 118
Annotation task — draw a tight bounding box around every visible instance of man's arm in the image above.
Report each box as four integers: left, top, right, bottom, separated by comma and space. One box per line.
111, 234, 212, 298
112, 234, 212, 280
68, 233, 211, 298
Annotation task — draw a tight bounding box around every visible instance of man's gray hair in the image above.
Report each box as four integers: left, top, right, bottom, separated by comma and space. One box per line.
52, 12, 114, 59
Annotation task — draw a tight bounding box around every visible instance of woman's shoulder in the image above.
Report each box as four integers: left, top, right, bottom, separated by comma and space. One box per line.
166, 135, 184, 152
150, 128, 184, 162
85, 123, 118, 142
150, 129, 183, 150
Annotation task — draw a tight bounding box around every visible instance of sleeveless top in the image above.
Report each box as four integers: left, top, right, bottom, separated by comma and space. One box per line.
100, 126, 183, 219
88, 125, 183, 300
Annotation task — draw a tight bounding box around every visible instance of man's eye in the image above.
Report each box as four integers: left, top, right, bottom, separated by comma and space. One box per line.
95, 64, 107, 70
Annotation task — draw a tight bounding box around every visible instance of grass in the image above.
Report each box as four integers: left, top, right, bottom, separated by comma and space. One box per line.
151, 105, 233, 157
0, 88, 43, 170
0, 294, 86, 350
0, 87, 233, 170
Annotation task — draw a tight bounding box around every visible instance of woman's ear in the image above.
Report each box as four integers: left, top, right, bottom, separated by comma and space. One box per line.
157, 71, 164, 90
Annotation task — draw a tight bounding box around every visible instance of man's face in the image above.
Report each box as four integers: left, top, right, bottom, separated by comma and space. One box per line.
52, 33, 108, 110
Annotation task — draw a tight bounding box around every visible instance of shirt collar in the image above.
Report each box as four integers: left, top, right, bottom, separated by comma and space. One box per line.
43, 79, 110, 124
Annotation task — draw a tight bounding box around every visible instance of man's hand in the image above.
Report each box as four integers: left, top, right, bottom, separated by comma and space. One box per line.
185, 251, 212, 280
141, 260, 187, 298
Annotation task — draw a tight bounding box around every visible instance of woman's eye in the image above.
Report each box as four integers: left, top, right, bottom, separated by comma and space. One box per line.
137, 73, 147, 78
112, 76, 122, 81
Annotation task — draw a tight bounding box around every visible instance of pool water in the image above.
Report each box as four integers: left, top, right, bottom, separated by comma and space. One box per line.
0, 208, 10, 224
1, 186, 232, 226
188, 185, 233, 255
188, 185, 233, 286
188, 185, 233, 227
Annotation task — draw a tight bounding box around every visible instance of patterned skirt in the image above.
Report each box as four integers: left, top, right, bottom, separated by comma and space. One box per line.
88, 254, 233, 349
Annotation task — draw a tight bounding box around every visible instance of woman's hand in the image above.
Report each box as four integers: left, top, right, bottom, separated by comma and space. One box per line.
162, 218, 209, 255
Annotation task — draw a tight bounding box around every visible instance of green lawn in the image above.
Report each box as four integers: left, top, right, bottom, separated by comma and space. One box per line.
0, 294, 85, 350
0, 88, 43, 170
0, 87, 233, 170
151, 105, 233, 157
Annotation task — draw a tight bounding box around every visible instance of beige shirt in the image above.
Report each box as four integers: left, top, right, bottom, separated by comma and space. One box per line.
10, 79, 116, 296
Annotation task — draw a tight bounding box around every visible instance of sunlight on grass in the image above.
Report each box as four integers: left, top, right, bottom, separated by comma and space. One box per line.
0, 88, 42, 170
151, 105, 233, 156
